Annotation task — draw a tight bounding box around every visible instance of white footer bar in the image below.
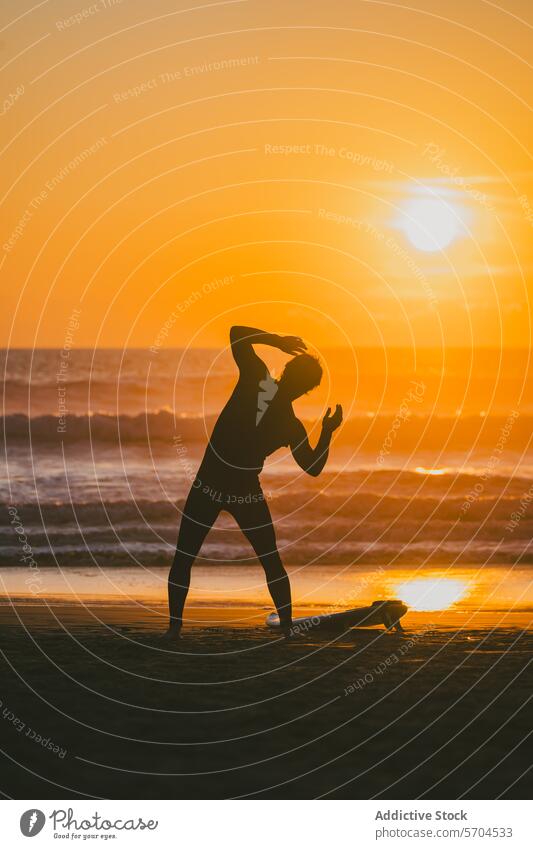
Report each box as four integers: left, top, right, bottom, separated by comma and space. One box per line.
2, 799, 530, 848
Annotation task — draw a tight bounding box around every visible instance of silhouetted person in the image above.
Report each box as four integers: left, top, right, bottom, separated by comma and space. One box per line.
164, 326, 342, 639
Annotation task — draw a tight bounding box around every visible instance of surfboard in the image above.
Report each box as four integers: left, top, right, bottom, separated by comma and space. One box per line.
266, 599, 408, 634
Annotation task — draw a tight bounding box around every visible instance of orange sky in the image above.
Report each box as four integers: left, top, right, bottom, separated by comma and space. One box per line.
1, 0, 532, 349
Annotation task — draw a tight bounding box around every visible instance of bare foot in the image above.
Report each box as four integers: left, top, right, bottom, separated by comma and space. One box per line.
281, 624, 304, 640
159, 628, 182, 643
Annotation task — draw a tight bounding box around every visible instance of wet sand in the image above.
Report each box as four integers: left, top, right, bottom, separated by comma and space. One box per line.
0, 599, 531, 799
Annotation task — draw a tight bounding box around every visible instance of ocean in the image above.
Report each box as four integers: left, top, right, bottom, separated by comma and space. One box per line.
2, 347, 533, 602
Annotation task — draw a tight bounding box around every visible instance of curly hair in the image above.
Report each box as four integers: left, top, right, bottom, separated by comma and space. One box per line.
279, 353, 323, 394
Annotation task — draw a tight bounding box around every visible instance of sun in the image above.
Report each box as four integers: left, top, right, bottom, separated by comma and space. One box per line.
395, 194, 468, 252
394, 578, 469, 611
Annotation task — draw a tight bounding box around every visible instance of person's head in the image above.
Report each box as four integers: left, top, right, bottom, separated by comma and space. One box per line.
278, 353, 323, 399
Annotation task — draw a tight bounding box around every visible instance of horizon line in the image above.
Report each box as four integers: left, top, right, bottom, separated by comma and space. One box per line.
3, 345, 532, 352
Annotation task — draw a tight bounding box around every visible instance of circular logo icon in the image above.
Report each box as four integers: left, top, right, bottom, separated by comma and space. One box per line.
20, 810, 46, 837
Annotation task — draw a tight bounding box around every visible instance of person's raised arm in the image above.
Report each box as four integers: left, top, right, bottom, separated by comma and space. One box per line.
229, 326, 306, 372
290, 405, 343, 477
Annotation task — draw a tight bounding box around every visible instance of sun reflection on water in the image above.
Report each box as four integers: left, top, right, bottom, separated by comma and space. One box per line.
394, 577, 469, 611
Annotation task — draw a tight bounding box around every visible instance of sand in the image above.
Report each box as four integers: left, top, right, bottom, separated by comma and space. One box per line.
0, 600, 531, 799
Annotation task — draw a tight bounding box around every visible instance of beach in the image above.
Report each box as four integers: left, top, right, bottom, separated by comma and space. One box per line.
2, 348, 532, 799
0, 590, 530, 800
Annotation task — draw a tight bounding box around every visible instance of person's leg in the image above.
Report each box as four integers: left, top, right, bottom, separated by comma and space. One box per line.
232, 494, 293, 633
167, 485, 220, 636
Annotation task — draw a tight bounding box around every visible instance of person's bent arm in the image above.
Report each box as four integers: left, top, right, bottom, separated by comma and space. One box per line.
230, 325, 307, 371
290, 405, 343, 477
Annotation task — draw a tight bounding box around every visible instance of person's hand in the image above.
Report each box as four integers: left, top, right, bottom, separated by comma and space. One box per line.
277, 335, 307, 355
322, 404, 343, 434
